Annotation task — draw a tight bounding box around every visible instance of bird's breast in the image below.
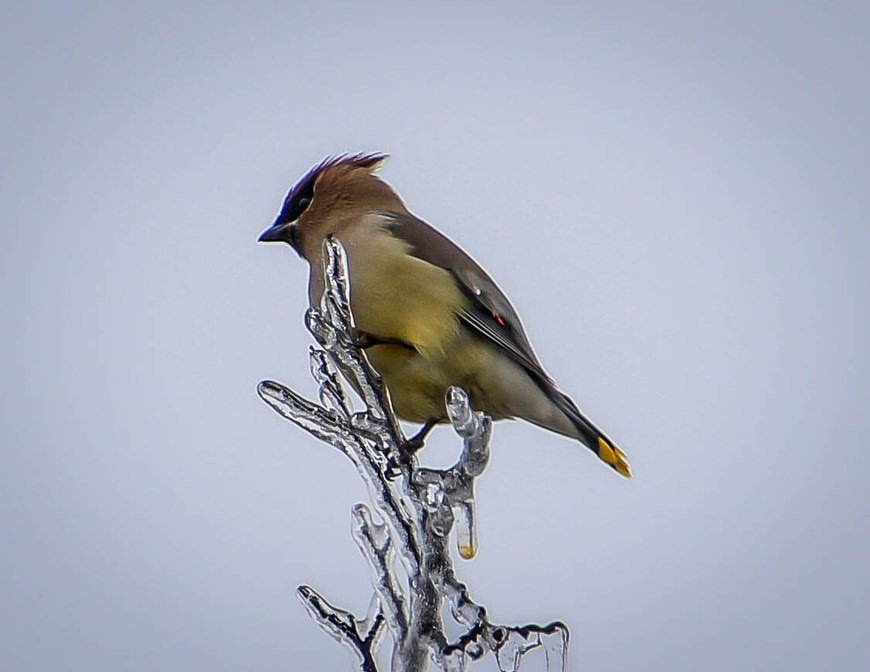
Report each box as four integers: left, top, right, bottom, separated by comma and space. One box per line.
307, 227, 468, 421
342, 230, 465, 357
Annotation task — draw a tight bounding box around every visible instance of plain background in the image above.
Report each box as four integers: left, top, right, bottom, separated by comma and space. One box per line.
2, 2, 868, 670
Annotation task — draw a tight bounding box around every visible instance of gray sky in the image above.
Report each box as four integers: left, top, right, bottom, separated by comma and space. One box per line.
2, 2, 868, 670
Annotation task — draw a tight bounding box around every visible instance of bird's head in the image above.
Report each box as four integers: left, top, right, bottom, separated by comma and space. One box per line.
258, 153, 402, 262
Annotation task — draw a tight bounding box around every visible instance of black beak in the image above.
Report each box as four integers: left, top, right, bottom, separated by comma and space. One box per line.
258, 220, 296, 245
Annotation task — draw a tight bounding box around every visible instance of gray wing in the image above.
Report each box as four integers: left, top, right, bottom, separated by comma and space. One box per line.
382, 211, 555, 386
383, 211, 630, 476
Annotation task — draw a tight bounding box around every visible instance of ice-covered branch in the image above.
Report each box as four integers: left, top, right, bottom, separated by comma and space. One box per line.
258, 237, 569, 671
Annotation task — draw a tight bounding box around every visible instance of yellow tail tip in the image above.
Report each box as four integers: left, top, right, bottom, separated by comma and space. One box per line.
597, 437, 632, 478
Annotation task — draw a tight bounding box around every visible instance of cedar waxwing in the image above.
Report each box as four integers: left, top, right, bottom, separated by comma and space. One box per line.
259, 154, 630, 478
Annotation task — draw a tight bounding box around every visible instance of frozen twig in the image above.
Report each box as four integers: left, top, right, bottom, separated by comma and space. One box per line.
258, 237, 569, 671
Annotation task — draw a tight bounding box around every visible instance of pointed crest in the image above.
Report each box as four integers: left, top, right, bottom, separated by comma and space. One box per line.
277, 153, 388, 224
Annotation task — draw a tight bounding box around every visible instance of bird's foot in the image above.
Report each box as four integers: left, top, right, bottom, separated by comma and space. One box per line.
402, 418, 439, 454
350, 328, 380, 349
383, 456, 404, 480
350, 328, 415, 351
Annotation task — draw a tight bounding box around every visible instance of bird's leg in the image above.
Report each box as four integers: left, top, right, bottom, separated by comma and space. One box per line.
383, 418, 439, 480
404, 418, 439, 453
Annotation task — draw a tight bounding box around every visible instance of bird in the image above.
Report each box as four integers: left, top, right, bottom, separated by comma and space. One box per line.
258, 154, 630, 478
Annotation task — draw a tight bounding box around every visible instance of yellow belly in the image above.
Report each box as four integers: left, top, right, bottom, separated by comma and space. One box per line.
364, 336, 522, 423
364, 344, 450, 421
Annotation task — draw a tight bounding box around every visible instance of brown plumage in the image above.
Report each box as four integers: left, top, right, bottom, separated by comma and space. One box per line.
259, 154, 631, 477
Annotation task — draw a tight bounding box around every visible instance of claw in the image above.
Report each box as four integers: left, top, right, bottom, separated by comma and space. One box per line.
350, 328, 416, 351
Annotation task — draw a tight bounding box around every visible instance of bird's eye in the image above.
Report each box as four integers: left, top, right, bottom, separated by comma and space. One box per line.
296, 196, 311, 212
